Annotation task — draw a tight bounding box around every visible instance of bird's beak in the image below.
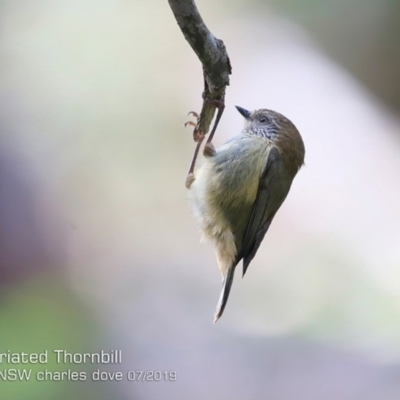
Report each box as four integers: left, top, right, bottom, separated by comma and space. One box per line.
235, 106, 251, 120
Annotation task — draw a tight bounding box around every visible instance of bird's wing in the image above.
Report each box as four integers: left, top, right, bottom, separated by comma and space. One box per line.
237, 146, 290, 276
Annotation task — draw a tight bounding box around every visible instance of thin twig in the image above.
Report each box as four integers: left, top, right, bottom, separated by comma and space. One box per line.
168, 0, 232, 184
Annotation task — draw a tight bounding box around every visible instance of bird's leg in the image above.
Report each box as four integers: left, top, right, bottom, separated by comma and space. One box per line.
185, 135, 204, 189
185, 111, 204, 189
202, 96, 225, 158
184, 95, 225, 187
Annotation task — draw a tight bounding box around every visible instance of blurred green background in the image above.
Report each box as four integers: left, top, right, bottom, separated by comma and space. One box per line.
1, 1, 400, 399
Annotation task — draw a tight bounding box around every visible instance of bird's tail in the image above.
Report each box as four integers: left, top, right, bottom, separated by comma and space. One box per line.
213, 267, 235, 323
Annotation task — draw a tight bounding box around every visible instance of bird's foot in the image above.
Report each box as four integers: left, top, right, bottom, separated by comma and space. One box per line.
184, 111, 203, 142
203, 142, 216, 157
185, 172, 195, 189
202, 94, 225, 110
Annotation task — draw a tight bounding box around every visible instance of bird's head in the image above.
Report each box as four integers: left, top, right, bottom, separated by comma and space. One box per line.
236, 106, 305, 169
236, 106, 293, 140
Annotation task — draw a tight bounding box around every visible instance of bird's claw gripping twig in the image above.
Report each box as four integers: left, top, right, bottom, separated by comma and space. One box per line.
184, 111, 203, 143
184, 94, 225, 188
187, 111, 199, 119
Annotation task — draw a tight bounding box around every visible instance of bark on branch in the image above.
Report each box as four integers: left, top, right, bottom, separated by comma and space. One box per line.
168, 0, 232, 138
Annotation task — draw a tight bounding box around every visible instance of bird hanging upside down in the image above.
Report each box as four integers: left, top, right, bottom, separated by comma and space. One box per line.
188, 106, 305, 322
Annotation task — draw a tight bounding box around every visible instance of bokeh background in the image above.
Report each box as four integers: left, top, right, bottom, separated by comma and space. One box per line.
1, 1, 400, 399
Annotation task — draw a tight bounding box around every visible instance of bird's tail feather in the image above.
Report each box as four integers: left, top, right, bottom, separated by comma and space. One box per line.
213, 268, 235, 323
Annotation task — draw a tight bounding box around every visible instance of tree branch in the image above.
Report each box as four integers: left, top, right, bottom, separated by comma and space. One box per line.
168, 0, 232, 142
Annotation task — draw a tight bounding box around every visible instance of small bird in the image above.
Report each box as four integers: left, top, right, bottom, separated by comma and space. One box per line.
188, 106, 305, 322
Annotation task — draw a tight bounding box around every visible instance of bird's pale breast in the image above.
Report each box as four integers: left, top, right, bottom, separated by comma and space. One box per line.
189, 134, 272, 249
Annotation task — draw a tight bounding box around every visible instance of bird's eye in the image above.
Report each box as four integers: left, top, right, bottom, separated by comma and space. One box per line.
259, 117, 269, 123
